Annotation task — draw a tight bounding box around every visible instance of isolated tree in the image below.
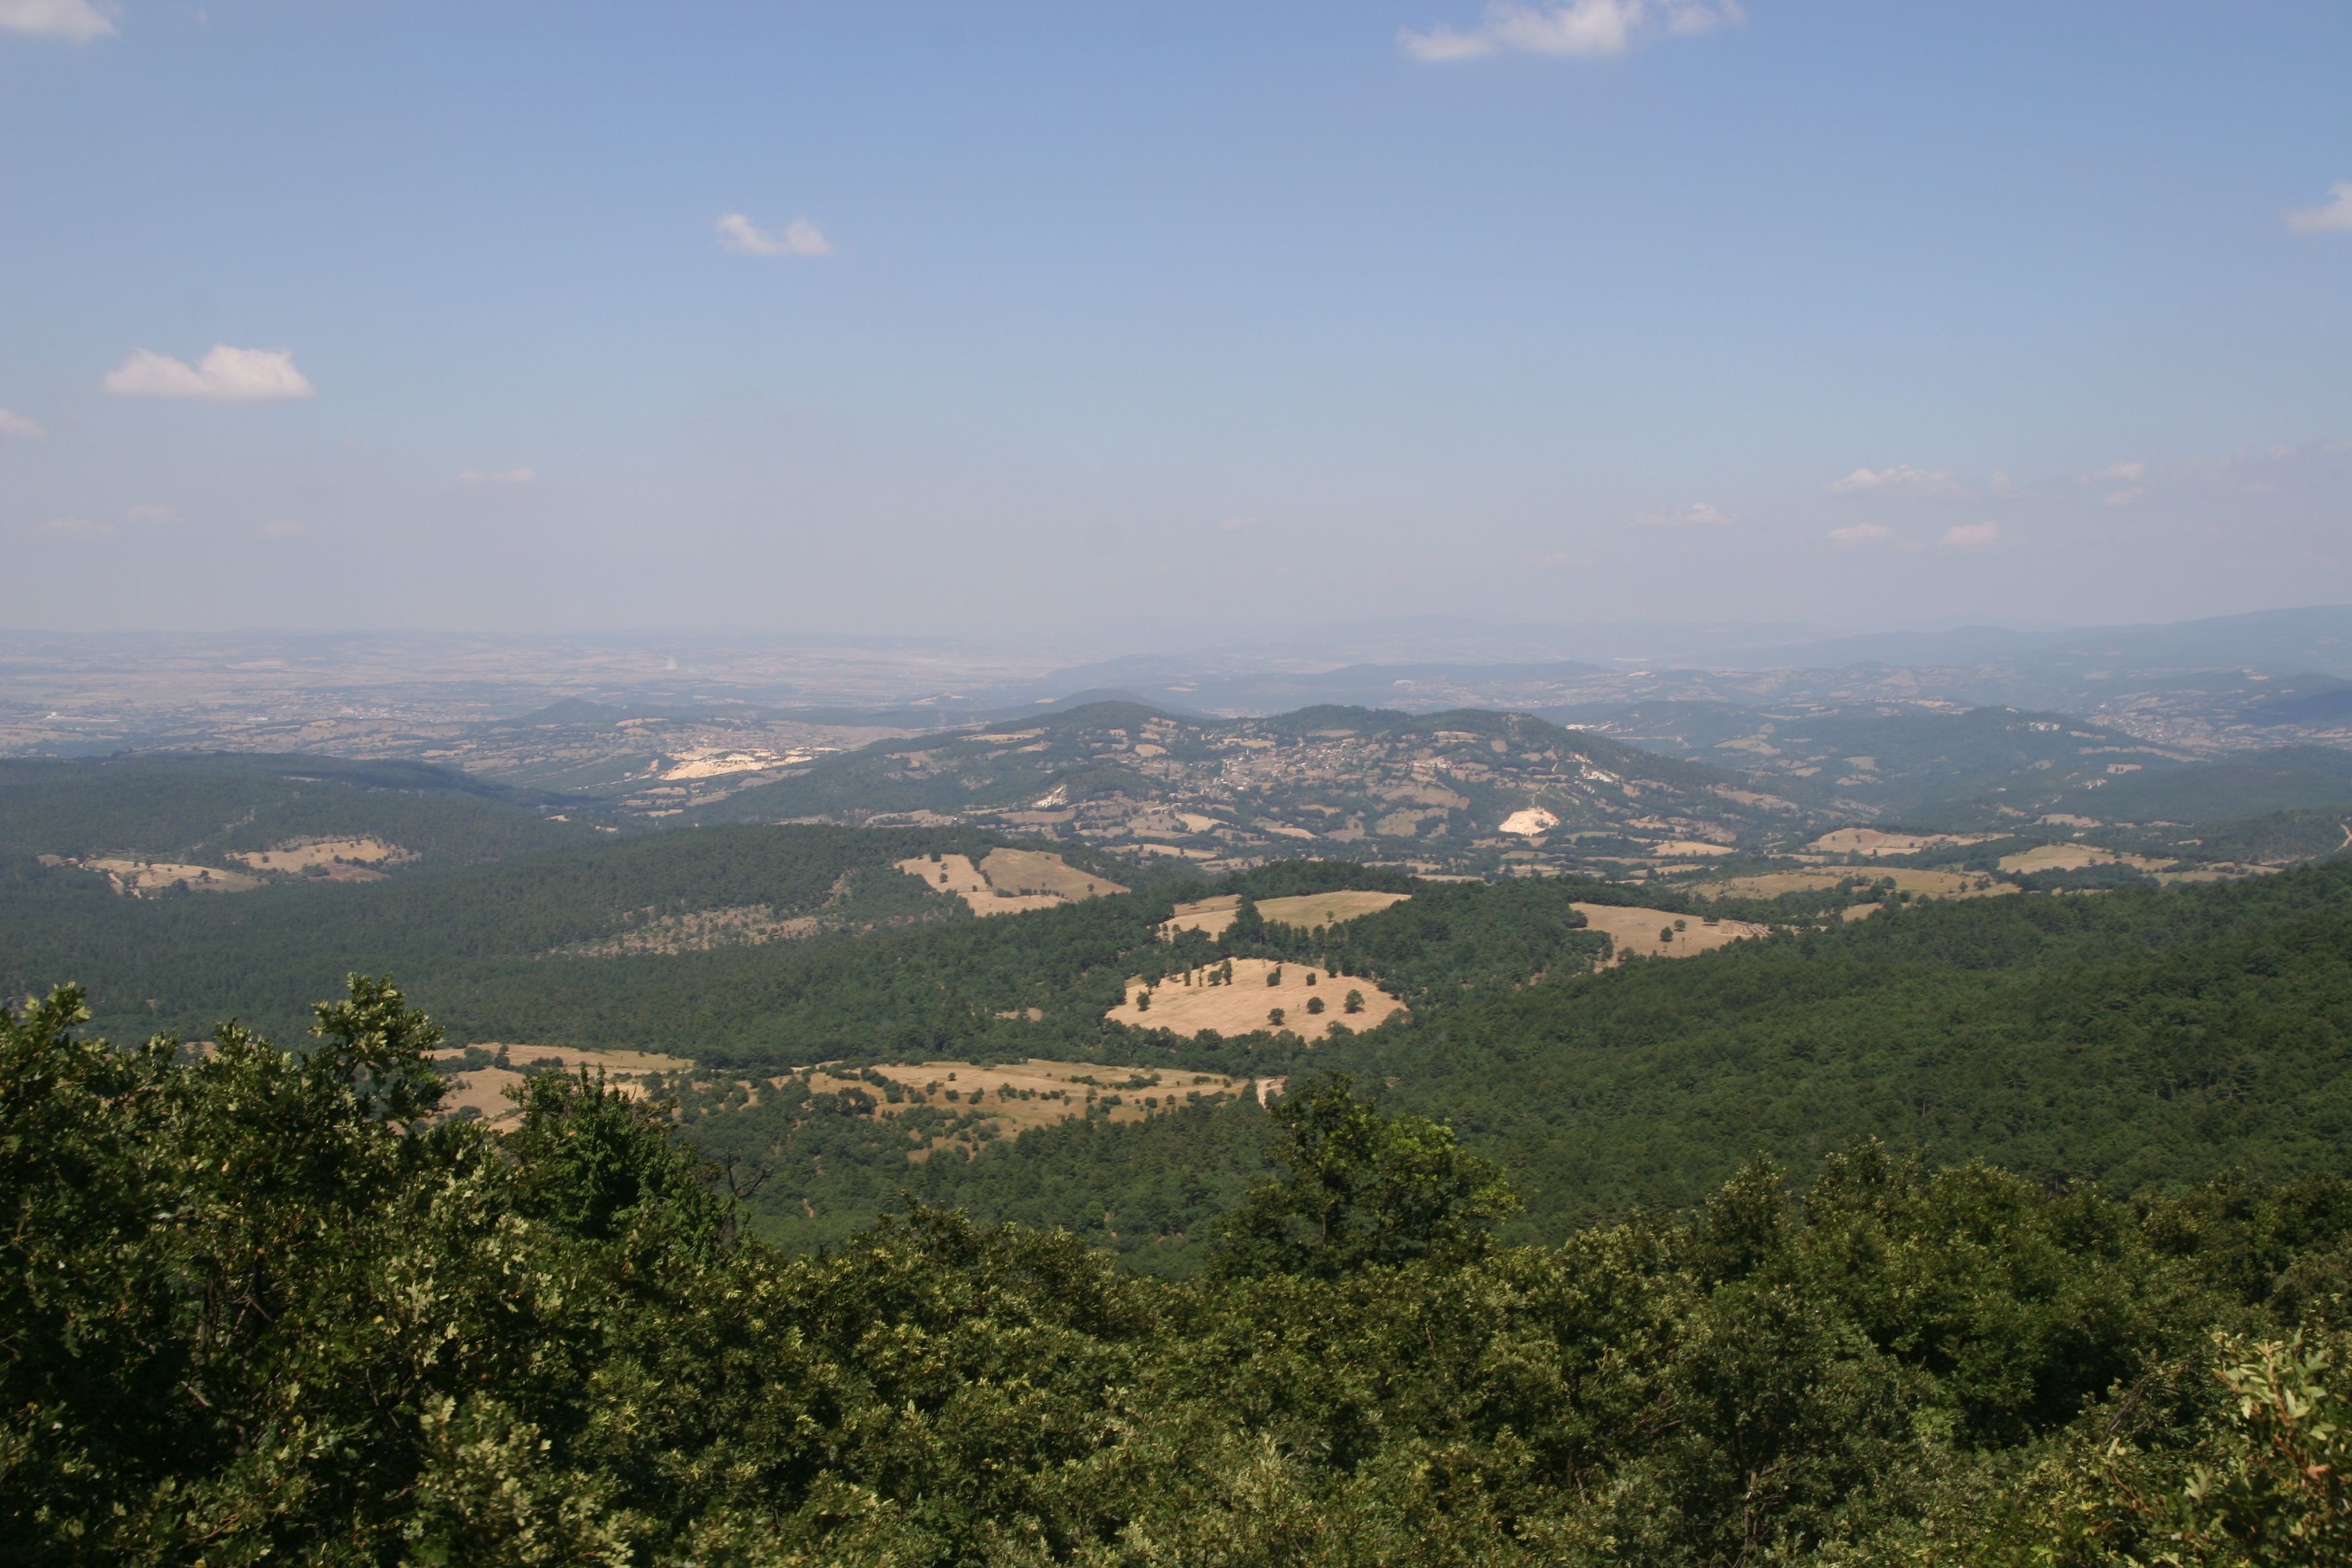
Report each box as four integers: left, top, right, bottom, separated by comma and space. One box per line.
1306, 995, 1326, 1016
1344, 989, 1365, 1015
1214, 1074, 1518, 1279
1268, 1008, 1285, 1028
1267, 967, 1283, 987
1226, 897, 1265, 945
1134, 990, 1150, 1012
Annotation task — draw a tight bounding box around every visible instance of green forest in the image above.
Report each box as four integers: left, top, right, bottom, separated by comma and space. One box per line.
11, 761, 2352, 1562
8, 978, 2349, 1565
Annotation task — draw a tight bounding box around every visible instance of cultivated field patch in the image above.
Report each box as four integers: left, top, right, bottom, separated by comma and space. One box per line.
71, 858, 264, 897
1996, 844, 2174, 875
431, 1043, 694, 1123
229, 836, 412, 877
1571, 903, 1771, 964
1161, 889, 1411, 940
1106, 957, 1405, 1040
1810, 828, 1998, 858
1692, 869, 2016, 901
894, 850, 1127, 916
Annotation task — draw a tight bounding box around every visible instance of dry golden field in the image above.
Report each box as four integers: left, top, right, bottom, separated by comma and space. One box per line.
1571, 903, 1770, 964
430, 1044, 695, 1123
1692, 868, 2016, 901
1995, 843, 2175, 875
1809, 828, 1996, 858
1105, 957, 1404, 1040
76, 858, 264, 896
229, 836, 411, 877
894, 850, 1127, 916
1161, 889, 1410, 939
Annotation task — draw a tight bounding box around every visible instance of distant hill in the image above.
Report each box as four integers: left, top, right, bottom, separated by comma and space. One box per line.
0, 752, 592, 867
1552, 701, 2198, 822
685, 699, 1819, 874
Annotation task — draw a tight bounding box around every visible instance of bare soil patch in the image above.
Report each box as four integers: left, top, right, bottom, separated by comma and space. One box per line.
1106, 957, 1405, 1040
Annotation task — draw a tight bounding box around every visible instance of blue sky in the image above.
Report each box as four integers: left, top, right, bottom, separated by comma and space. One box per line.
3, 1, 2348, 641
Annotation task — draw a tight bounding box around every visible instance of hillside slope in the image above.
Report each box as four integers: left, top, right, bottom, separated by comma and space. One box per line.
688, 700, 1820, 875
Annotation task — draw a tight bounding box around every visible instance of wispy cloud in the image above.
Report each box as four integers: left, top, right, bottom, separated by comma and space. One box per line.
0, 407, 46, 440
0, 0, 115, 42
458, 467, 536, 486
1828, 464, 1962, 497
254, 520, 305, 539
2285, 181, 2352, 235
1939, 521, 2000, 550
103, 345, 314, 402
715, 212, 834, 257
2092, 460, 2145, 482
2102, 487, 2145, 507
38, 515, 113, 538
1826, 521, 1895, 546
126, 504, 179, 524
1400, 0, 1741, 62
1633, 501, 1733, 528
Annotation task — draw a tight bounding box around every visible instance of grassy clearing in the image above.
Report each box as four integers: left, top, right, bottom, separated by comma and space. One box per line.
1107, 957, 1406, 1040
1162, 889, 1412, 939
895, 850, 1127, 916
1692, 868, 2016, 901
228, 836, 411, 875
75, 858, 264, 897
1810, 828, 1998, 857
1571, 903, 1771, 964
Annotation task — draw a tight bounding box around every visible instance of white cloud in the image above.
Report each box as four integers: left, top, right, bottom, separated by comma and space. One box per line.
38, 515, 113, 538
1399, 0, 1739, 62
0, 407, 46, 440
2092, 460, 2145, 482
458, 467, 536, 486
1826, 521, 1895, 546
1633, 501, 1733, 528
1939, 521, 2001, 550
715, 212, 834, 258
2285, 181, 2352, 235
2103, 487, 2145, 507
0, 0, 115, 41
254, 519, 305, 539
1828, 464, 1962, 497
103, 345, 314, 402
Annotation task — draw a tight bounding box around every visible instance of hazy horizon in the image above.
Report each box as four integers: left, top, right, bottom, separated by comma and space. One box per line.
6, 2, 2348, 636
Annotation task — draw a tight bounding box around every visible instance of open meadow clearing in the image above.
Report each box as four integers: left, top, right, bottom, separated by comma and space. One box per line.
1161, 889, 1410, 939
72, 857, 264, 896
1106, 957, 1406, 1040
1996, 843, 2174, 875
228, 836, 412, 877
1571, 903, 1771, 963
431, 1043, 695, 1122
1692, 868, 2016, 901
1810, 828, 1997, 858
894, 849, 1127, 916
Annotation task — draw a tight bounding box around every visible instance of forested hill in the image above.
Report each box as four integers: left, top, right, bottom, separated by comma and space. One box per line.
0, 751, 591, 865
708, 858, 2352, 1267
9, 979, 2351, 1564
685, 699, 1820, 872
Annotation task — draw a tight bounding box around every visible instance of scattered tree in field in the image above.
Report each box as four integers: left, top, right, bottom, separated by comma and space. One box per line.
1267, 967, 1283, 987
1269, 1008, 1285, 1027
1135, 989, 1150, 1012
1659, 926, 1675, 944
1306, 995, 1326, 1016
1344, 989, 1365, 1014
